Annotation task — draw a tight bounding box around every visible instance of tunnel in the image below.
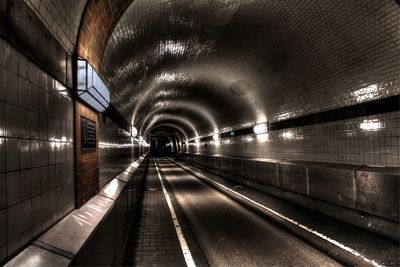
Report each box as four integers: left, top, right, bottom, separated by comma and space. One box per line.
0, 0, 399, 266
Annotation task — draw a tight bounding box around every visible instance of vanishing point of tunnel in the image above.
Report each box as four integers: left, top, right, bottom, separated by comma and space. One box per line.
0, 0, 399, 266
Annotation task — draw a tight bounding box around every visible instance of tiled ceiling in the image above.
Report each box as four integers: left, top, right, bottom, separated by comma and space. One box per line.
29, 0, 400, 139
99, 0, 400, 138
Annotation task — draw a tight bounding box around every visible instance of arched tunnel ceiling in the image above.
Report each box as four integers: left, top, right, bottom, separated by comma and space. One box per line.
82, 0, 398, 139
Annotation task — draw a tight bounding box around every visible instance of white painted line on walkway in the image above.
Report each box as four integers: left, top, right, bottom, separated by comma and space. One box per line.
174, 160, 384, 267
155, 161, 196, 267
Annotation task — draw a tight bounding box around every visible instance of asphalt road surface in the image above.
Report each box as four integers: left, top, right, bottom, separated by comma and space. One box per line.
156, 159, 341, 267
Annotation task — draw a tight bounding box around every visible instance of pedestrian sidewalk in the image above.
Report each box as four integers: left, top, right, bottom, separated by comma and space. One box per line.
123, 162, 186, 267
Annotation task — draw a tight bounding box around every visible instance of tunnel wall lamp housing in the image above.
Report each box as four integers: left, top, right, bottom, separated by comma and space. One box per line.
131, 126, 138, 137
77, 58, 110, 112
253, 123, 269, 134
212, 133, 220, 141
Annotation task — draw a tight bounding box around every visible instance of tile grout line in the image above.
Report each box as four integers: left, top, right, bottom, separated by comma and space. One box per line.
154, 160, 196, 267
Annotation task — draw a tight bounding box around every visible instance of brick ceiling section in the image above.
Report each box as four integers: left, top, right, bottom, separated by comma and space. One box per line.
77, 0, 133, 71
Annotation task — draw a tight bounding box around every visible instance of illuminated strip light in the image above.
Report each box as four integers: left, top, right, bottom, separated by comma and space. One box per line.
155, 162, 196, 267
174, 161, 384, 267
98, 142, 134, 148
212, 133, 220, 141
77, 58, 110, 112
360, 119, 382, 131
253, 123, 268, 134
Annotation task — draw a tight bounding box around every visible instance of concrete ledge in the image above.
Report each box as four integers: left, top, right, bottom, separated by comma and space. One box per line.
5, 156, 149, 267
4, 246, 71, 267
356, 166, 399, 221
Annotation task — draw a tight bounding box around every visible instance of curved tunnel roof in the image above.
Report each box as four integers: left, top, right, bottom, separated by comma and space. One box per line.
73, 0, 399, 139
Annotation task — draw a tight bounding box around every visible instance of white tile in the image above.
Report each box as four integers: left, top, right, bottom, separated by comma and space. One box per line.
19, 140, 31, 169
28, 63, 39, 86
19, 109, 30, 139
6, 203, 21, 241
7, 235, 21, 257
39, 69, 47, 89
39, 115, 48, 140
32, 222, 41, 239
0, 174, 5, 209
20, 199, 32, 232
0, 137, 5, 173
0, 66, 5, 101
5, 70, 18, 105
0, 209, 6, 246
6, 171, 20, 206
63, 182, 74, 204
20, 228, 33, 247
48, 165, 56, 189
0, 244, 5, 263
41, 192, 50, 220
30, 84, 40, 113
31, 168, 41, 197
40, 166, 49, 193
49, 141, 56, 165
18, 77, 30, 110
0, 102, 5, 137
38, 90, 47, 116
55, 186, 63, 218
30, 140, 40, 168
48, 188, 56, 222
39, 141, 49, 167
31, 195, 41, 225
54, 164, 62, 186
5, 45, 18, 75
30, 111, 40, 139
5, 104, 20, 137
18, 54, 28, 80
20, 169, 32, 202
0, 39, 4, 67
6, 138, 19, 171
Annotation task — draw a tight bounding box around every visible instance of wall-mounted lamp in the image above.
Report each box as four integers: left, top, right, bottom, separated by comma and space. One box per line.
212, 133, 220, 141
77, 58, 110, 112
131, 126, 138, 137
253, 123, 268, 135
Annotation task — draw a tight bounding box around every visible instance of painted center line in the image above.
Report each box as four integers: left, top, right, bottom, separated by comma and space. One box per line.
155, 161, 196, 267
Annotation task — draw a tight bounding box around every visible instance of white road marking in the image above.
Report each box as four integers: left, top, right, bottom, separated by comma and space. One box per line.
155, 161, 197, 267
174, 160, 384, 267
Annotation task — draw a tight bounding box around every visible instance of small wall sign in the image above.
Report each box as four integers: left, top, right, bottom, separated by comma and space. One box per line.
81, 116, 96, 149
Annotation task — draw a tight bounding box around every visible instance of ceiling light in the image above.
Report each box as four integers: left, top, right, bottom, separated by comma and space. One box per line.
253, 123, 268, 135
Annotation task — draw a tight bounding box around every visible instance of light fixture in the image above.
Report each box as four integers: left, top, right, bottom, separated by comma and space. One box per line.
360, 119, 382, 131
131, 126, 138, 137
212, 133, 220, 141
253, 123, 268, 134
77, 58, 110, 112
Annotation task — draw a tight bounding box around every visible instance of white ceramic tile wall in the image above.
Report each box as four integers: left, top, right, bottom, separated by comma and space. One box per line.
99, 117, 139, 187
0, 39, 75, 262
186, 111, 400, 168
24, 0, 88, 53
